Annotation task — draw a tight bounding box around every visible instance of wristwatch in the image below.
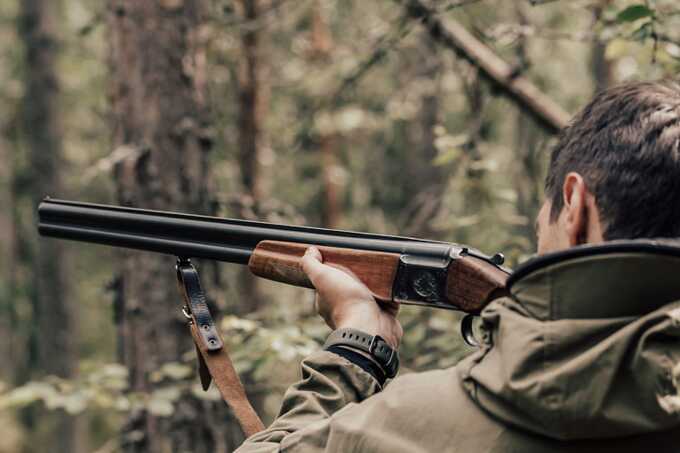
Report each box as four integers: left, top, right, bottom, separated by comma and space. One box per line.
324, 328, 399, 379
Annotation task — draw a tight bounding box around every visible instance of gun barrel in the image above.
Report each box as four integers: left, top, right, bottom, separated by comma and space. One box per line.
38, 198, 455, 264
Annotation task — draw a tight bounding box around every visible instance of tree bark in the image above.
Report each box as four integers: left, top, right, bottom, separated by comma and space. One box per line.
232, 0, 270, 313
235, 0, 269, 204
107, 1, 236, 451
0, 126, 14, 383
310, 0, 341, 228
512, 3, 545, 248
18, 0, 81, 451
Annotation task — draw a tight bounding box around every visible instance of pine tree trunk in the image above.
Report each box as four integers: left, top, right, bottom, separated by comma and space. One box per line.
0, 128, 14, 382
512, 3, 544, 248
107, 1, 238, 451
236, 0, 269, 205
591, 0, 614, 94
18, 0, 81, 451
310, 0, 341, 228
234, 0, 270, 313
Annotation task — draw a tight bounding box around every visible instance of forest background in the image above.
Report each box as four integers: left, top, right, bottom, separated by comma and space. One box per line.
0, 0, 678, 452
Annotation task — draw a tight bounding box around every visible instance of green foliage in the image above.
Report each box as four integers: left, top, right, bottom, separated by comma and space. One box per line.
0, 364, 128, 415
616, 5, 654, 23
0, 314, 325, 418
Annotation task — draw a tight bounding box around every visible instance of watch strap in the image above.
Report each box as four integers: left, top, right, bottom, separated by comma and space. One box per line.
324, 328, 399, 379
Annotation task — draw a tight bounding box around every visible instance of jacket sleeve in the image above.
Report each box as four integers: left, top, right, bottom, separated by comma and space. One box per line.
235, 350, 382, 452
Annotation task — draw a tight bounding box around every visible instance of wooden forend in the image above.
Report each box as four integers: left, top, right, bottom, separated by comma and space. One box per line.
248, 241, 401, 303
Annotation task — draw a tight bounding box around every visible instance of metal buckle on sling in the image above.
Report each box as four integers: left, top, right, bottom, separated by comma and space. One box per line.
175, 257, 223, 352
181, 306, 193, 322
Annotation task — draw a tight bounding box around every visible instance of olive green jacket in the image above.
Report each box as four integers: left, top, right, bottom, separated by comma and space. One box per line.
237, 242, 680, 452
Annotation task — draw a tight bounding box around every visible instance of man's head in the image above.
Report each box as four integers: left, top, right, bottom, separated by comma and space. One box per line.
536, 80, 680, 254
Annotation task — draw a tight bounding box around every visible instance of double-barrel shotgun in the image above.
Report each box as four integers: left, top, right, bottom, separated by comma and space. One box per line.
38, 197, 511, 435
37, 197, 510, 314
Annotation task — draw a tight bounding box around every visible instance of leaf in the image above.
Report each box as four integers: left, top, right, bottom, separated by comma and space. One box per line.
221, 315, 258, 333
631, 22, 652, 42
433, 134, 468, 166
88, 363, 129, 390
190, 383, 222, 402
0, 383, 49, 409
336, 107, 366, 133
147, 388, 181, 417
616, 5, 654, 23
147, 397, 174, 417
152, 386, 182, 402
159, 362, 192, 381
605, 39, 629, 60
63, 393, 89, 415
433, 147, 462, 166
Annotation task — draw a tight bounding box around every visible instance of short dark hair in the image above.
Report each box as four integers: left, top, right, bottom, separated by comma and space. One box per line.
545, 80, 680, 240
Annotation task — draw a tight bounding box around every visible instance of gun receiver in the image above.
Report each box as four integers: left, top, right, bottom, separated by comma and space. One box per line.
38, 198, 509, 313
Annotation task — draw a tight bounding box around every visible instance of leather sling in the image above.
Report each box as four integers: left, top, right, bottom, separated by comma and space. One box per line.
176, 258, 265, 437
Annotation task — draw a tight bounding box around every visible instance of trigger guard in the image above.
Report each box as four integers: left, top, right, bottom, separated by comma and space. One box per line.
461, 314, 479, 347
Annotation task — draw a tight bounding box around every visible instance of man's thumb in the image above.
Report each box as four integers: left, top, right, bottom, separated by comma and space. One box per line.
300, 247, 325, 284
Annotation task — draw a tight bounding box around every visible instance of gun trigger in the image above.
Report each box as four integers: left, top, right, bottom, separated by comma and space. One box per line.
196, 343, 212, 391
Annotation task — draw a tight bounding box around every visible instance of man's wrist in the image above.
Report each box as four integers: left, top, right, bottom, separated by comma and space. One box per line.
325, 345, 389, 386
334, 314, 400, 349
324, 328, 400, 384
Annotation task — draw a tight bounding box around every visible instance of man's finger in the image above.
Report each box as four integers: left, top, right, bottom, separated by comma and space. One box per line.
300, 246, 326, 285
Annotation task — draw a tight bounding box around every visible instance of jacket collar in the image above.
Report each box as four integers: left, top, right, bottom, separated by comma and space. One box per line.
507, 239, 680, 320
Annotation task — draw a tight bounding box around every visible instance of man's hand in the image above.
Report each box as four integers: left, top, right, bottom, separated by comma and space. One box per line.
300, 247, 403, 348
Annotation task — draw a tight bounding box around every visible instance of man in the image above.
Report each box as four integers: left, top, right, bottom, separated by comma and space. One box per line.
236, 80, 680, 452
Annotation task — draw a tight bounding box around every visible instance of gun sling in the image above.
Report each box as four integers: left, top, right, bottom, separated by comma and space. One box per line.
175, 258, 265, 438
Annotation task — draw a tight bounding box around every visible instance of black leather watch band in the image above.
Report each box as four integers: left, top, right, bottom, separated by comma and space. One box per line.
324, 328, 399, 379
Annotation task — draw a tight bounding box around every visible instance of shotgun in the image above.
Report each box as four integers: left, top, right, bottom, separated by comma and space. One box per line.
37, 197, 509, 313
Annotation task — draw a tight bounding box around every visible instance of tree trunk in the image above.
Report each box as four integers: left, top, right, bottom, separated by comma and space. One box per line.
235, 0, 269, 205
107, 1, 237, 451
310, 0, 341, 228
512, 3, 544, 249
233, 0, 270, 313
0, 126, 14, 383
591, 0, 614, 94
18, 0, 81, 451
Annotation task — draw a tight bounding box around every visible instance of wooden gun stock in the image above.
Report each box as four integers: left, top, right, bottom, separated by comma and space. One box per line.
248, 240, 509, 313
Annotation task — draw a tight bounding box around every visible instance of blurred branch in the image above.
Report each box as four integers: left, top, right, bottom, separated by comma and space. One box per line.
401, 0, 570, 133
81, 144, 144, 185
289, 13, 416, 148
439, 0, 484, 11
328, 15, 414, 107
326, 0, 488, 108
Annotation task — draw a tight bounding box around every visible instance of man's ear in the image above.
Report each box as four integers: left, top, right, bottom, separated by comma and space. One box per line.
561, 172, 588, 246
